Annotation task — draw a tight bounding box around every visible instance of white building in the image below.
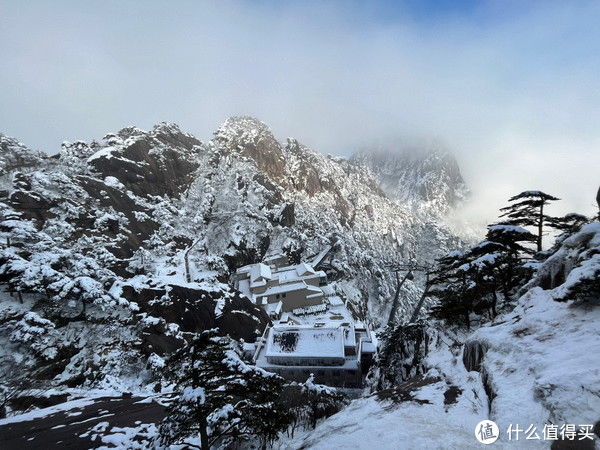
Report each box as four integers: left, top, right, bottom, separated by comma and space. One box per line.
233, 257, 328, 314
251, 303, 376, 387
234, 253, 376, 387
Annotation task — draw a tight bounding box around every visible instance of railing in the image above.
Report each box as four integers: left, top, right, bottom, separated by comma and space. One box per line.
252, 324, 271, 362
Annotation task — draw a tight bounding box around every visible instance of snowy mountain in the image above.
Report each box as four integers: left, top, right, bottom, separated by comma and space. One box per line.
0, 117, 598, 448
351, 143, 469, 216
0, 117, 462, 414
143, 116, 463, 322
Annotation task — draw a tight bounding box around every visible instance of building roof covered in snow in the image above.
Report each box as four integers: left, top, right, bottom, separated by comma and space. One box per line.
266, 326, 345, 359
249, 263, 272, 282
276, 264, 325, 283
260, 281, 322, 297
266, 300, 283, 317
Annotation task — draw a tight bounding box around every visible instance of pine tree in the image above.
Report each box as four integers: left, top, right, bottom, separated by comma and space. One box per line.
371, 321, 429, 390
301, 374, 347, 429
486, 223, 538, 296
499, 191, 559, 252
0, 205, 37, 248
429, 224, 537, 328
158, 330, 292, 449
428, 250, 480, 329
547, 213, 589, 236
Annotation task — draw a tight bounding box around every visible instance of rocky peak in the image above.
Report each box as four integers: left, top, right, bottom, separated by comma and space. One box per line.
150, 122, 201, 150
115, 126, 146, 140
351, 144, 468, 215
213, 116, 287, 182
87, 124, 201, 198
0, 134, 46, 176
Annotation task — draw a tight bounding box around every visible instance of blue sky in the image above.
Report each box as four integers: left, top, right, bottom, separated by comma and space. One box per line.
357, 0, 487, 22
0, 0, 599, 221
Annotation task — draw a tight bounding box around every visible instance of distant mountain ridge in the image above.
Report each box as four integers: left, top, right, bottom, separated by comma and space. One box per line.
351, 143, 469, 215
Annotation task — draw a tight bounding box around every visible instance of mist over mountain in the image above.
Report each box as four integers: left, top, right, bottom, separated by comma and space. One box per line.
351, 143, 469, 216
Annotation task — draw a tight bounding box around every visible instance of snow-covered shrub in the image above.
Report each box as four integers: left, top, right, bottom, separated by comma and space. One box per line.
10, 312, 55, 343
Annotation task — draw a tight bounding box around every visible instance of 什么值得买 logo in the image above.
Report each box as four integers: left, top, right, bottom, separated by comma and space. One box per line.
475, 420, 499, 444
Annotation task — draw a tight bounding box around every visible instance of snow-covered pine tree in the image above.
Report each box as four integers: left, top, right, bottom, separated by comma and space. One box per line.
300, 374, 347, 430
498, 190, 559, 252
485, 223, 538, 294
0, 203, 37, 248
158, 329, 292, 450
461, 240, 508, 315
429, 221, 538, 328
127, 247, 153, 275
370, 321, 429, 391
428, 250, 480, 329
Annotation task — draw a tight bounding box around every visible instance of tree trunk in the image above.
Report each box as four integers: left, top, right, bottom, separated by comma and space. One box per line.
387, 271, 412, 325
596, 185, 600, 220
184, 238, 203, 283
199, 416, 209, 450
537, 201, 544, 252
408, 273, 430, 324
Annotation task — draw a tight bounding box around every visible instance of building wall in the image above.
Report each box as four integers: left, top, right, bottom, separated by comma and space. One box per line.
247, 277, 274, 295
266, 355, 345, 366
302, 276, 321, 287
267, 289, 323, 311
266, 366, 363, 388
